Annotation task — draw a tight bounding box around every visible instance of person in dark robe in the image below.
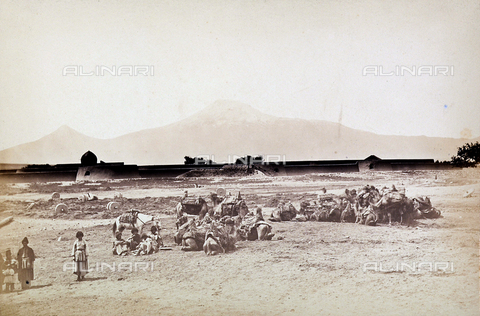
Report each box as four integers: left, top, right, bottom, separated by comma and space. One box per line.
17, 237, 35, 290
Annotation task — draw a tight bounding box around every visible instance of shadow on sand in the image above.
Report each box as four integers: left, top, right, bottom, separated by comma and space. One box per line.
29, 283, 53, 290
1, 284, 53, 294
78, 276, 108, 282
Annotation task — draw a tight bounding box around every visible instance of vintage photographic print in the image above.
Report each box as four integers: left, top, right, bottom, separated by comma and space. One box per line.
0, 1, 479, 315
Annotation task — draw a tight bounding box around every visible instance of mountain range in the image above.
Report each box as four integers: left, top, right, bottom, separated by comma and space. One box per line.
0, 100, 475, 165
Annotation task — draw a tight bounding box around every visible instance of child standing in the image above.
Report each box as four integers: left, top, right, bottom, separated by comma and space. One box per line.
72, 231, 88, 281
3, 249, 17, 292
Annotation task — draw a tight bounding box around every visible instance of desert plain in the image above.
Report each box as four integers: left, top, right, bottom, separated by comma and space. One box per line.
0, 169, 478, 316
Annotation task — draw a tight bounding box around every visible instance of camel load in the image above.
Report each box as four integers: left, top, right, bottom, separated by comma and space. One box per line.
175, 192, 209, 220
413, 196, 441, 219
203, 222, 237, 255
236, 208, 275, 240
269, 202, 297, 222
181, 196, 206, 206
213, 192, 249, 219
118, 209, 140, 225
174, 217, 237, 253
174, 200, 274, 255
290, 185, 442, 226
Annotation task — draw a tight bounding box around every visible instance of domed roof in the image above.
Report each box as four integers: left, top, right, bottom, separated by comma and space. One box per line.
81, 151, 97, 166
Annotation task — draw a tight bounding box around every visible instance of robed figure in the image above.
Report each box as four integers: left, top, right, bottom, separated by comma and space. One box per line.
17, 237, 35, 290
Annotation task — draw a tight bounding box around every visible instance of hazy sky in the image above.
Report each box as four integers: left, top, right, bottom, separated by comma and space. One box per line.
1, 0, 479, 150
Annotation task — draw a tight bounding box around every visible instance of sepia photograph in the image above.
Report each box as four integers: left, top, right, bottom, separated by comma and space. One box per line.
0, 0, 479, 315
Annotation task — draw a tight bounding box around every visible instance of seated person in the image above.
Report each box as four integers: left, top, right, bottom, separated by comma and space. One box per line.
175, 215, 189, 229
134, 234, 153, 256
255, 207, 265, 221
112, 232, 128, 256
126, 228, 141, 251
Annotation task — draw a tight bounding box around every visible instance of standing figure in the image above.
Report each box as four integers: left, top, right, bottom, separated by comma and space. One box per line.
72, 231, 88, 281
3, 249, 17, 292
17, 237, 35, 290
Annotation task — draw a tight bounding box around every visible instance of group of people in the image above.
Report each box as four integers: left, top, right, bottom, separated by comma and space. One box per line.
113, 226, 163, 256
0, 226, 165, 289
69, 228, 164, 282
0, 237, 35, 292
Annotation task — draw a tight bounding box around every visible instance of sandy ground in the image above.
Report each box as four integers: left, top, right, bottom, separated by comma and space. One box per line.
0, 169, 478, 316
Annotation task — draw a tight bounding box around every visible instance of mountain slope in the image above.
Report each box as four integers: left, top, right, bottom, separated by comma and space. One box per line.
0, 126, 103, 164
0, 101, 476, 164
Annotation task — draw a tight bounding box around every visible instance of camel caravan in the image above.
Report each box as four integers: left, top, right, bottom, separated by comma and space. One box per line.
173, 189, 274, 255
111, 185, 441, 256
269, 184, 441, 226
